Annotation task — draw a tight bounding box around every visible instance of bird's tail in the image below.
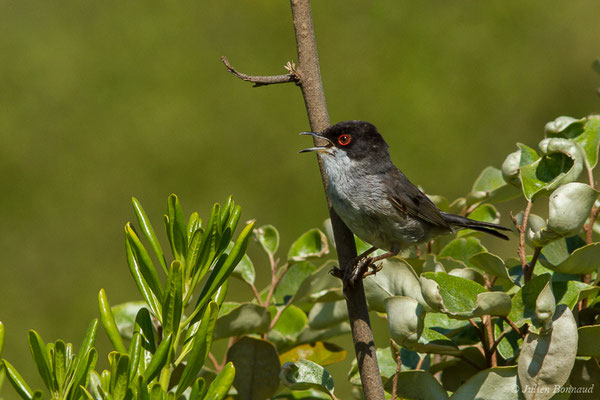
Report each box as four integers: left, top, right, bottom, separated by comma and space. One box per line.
441, 212, 511, 240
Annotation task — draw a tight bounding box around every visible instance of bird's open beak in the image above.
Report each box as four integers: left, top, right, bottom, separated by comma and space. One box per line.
298, 131, 334, 154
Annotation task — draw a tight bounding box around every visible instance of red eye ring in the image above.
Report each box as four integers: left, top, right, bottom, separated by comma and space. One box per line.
338, 134, 352, 146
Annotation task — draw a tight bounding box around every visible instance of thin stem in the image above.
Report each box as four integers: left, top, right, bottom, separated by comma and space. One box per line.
484, 316, 497, 367
208, 352, 221, 372
221, 56, 299, 87
391, 344, 402, 400
501, 316, 525, 339
511, 201, 535, 282
269, 301, 291, 330
490, 326, 512, 356
248, 282, 264, 306
469, 319, 487, 351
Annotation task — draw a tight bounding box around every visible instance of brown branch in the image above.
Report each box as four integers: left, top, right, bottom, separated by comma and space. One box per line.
290, 1, 385, 399
511, 201, 536, 282
224, 1, 385, 397
390, 347, 402, 400
221, 56, 299, 87
484, 316, 497, 367
490, 326, 512, 356
501, 316, 525, 339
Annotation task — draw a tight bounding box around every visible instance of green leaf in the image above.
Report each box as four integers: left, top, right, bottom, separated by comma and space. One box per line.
0, 321, 4, 357
546, 116, 600, 168
518, 305, 577, 400
509, 274, 595, 327
3, 360, 34, 400
125, 237, 162, 320
296, 322, 351, 345
134, 308, 156, 353
279, 360, 334, 395
132, 197, 168, 274
142, 334, 173, 383
71, 318, 99, 392
188, 377, 205, 400
542, 242, 600, 274
162, 261, 183, 337
166, 194, 187, 261
519, 138, 585, 200
364, 258, 427, 313
535, 280, 555, 332
577, 325, 600, 358
420, 272, 495, 318
112, 301, 148, 340
385, 296, 425, 347
287, 229, 329, 262
125, 223, 164, 303
213, 303, 270, 339
98, 289, 128, 353
256, 225, 280, 255
203, 362, 235, 400
273, 261, 317, 305
110, 354, 130, 400
450, 366, 520, 400
226, 337, 280, 400
267, 305, 308, 348
470, 252, 513, 285
348, 346, 397, 385
127, 333, 142, 383
27, 331, 55, 393
472, 166, 507, 193
53, 340, 67, 394
279, 342, 346, 367
502, 149, 523, 187
569, 358, 600, 398
231, 253, 255, 285
307, 301, 347, 330
438, 237, 487, 269
383, 370, 449, 400
193, 221, 255, 322
291, 261, 343, 306
176, 302, 219, 397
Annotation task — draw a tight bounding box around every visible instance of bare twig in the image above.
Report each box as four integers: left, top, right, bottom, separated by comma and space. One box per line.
221, 56, 299, 87
390, 346, 402, 400
511, 201, 537, 282
501, 316, 525, 339
224, 1, 385, 397
490, 326, 512, 356
208, 352, 222, 372
248, 282, 264, 306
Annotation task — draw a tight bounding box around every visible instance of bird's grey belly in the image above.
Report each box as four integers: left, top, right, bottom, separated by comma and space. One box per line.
327, 177, 431, 251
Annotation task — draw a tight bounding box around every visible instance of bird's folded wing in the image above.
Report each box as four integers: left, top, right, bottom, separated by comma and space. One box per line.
385, 168, 452, 231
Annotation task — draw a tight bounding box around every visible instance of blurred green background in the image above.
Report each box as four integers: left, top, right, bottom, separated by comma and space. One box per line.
1, 0, 599, 398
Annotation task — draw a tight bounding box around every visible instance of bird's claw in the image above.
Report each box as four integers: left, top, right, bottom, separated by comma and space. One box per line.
331, 256, 384, 287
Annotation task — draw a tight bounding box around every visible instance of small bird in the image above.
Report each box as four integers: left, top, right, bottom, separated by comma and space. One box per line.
300, 120, 510, 285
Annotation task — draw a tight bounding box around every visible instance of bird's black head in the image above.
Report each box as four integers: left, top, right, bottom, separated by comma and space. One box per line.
299, 120, 390, 161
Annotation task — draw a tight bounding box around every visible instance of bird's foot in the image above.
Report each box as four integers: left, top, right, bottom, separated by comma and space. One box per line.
344, 256, 378, 287
329, 266, 344, 279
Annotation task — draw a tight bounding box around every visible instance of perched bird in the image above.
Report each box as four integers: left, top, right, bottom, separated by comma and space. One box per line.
300, 120, 510, 284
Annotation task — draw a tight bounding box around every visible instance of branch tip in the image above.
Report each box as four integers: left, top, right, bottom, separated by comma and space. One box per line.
221, 55, 299, 87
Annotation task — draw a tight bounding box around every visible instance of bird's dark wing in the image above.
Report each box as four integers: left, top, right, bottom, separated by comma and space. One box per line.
384, 168, 453, 231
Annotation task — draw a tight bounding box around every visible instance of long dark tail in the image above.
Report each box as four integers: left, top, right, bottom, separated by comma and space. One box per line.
441, 212, 511, 240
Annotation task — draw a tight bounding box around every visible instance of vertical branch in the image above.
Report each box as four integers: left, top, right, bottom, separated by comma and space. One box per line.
289, 1, 385, 398
222, 1, 385, 398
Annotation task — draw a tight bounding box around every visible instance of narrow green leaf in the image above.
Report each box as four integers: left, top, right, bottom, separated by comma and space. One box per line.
73, 319, 99, 377
128, 333, 142, 383
176, 302, 219, 397
167, 194, 188, 261
125, 238, 162, 320
212, 280, 228, 307
143, 334, 173, 383
70, 348, 97, 399
187, 212, 201, 242
132, 197, 168, 274
219, 196, 234, 228
0, 321, 4, 357
188, 377, 205, 400
162, 261, 183, 337
192, 221, 255, 322
98, 289, 128, 353
3, 360, 34, 400
110, 354, 130, 400
125, 223, 164, 302
134, 308, 156, 354
27, 330, 56, 393
203, 362, 235, 400
53, 340, 67, 394
112, 301, 148, 341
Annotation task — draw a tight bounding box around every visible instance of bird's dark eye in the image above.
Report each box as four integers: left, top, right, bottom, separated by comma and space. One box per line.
338, 134, 352, 146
